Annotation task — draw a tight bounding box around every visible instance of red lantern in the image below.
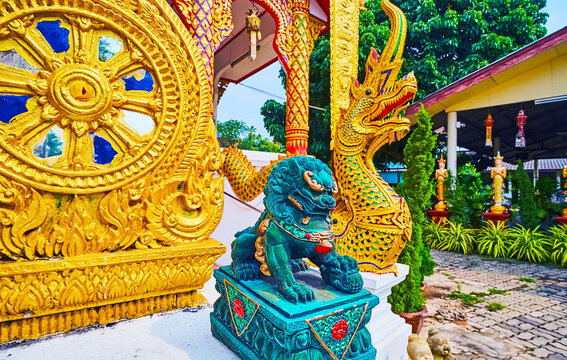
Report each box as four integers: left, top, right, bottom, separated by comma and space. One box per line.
484, 114, 494, 147
515, 110, 527, 148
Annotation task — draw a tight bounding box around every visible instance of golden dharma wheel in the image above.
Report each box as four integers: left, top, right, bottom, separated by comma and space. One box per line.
0, 0, 209, 194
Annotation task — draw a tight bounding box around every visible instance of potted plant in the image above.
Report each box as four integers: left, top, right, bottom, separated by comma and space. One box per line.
390, 106, 437, 333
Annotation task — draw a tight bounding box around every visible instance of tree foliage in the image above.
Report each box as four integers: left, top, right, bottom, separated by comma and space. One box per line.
390, 107, 437, 313
534, 176, 562, 224
444, 163, 491, 228
217, 119, 251, 148
261, 0, 548, 161
33, 130, 63, 158
98, 38, 115, 62
216, 119, 285, 153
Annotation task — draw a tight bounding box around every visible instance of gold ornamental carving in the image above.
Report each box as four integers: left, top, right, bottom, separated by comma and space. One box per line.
332, 0, 417, 274
0, 0, 225, 341
330, 0, 361, 150
0, 242, 224, 342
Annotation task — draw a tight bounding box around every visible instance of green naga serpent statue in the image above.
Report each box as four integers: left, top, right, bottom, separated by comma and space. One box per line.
231, 157, 363, 303
223, 0, 417, 275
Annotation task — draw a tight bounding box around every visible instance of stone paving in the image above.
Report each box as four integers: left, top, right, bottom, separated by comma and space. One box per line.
421, 249, 567, 360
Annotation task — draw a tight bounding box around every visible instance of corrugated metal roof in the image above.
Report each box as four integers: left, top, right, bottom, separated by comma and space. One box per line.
497, 158, 567, 171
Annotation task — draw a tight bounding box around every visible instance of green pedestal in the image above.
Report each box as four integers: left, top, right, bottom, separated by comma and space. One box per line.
210, 266, 379, 360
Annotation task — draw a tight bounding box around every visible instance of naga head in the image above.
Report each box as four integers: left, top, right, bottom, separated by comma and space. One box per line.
342, 0, 418, 152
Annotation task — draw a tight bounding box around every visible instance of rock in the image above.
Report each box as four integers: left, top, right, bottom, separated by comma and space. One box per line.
434, 305, 467, 322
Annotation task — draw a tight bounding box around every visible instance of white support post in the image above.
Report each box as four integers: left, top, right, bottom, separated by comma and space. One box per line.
447, 111, 458, 176
362, 264, 412, 360
493, 137, 501, 157
534, 159, 539, 185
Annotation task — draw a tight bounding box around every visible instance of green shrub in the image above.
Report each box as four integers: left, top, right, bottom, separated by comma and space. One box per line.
443, 164, 491, 228
513, 161, 539, 229
535, 177, 563, 223
437, 221, 476, 254
476, 222, 511, 258
486, 302, 506, 311
488, 288, 508, 295
420, 244, 436, 277
389, 106, 437, 313
548, 224, 567, 267
508, 225, 552, 263
448, 284, 485, 305
423, 221, 444, 248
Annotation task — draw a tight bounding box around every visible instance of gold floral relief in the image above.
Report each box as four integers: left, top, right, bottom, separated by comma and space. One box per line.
0, 0, 225, 342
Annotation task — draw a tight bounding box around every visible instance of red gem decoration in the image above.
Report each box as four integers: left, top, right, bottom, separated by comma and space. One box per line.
315, 244, 333, 254
233, 298, 245, 318
331, 319, 349, 341
305, 233, 311, 239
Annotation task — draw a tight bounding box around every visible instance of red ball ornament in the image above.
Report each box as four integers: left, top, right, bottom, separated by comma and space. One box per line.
233, 298, 245, 318
332, 319, 349, 341
305, 233, 311, 239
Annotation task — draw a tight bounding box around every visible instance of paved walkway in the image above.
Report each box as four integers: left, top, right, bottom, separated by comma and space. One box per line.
422, 249, 567, 360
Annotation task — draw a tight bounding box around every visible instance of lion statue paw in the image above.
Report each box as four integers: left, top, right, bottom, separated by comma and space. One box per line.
320, 254, 364, 293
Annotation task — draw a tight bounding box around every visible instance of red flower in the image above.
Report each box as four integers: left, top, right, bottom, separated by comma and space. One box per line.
332, 319, 349, 341
233, 298, 245, 318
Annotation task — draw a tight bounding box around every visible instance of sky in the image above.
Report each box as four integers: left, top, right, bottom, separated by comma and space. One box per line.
216, 0, 567, 140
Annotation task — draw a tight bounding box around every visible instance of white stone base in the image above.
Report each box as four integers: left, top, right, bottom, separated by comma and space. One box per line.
362, 264, 411, 360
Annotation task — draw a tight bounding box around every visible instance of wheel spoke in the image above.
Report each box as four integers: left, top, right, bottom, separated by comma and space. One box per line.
67, 15, 100, 62
0, 63, 37, 95
61, 131, 94, 169
102, 43, 147, 81
15, 27, 59, 71
121, 92, 161, 118
4, 108, 52, 147
104, 118, 142, 153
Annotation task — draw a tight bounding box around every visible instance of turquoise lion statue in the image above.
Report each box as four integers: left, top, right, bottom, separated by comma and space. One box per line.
231, 156, 363, 303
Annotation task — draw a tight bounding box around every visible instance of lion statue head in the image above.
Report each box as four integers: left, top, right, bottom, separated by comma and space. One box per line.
264, 157, 337, 226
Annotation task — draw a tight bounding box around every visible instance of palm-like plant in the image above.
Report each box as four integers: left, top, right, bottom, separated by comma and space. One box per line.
437, 221, 476, 254
477, 222, 511, 258
508, 225, 552, 263
548, 224, 567, 267
423, 221, 444, 248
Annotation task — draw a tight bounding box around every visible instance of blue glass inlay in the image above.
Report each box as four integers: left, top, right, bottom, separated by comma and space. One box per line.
0, 95, 32, 124
92, 134, 118, 165
123, 71, 154, 92
36, 20, 70, 53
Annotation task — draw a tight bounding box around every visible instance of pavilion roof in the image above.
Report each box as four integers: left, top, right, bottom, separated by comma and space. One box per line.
214, 0, 329, 84
407, 27, 567, 162
497, 158, 567, 172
